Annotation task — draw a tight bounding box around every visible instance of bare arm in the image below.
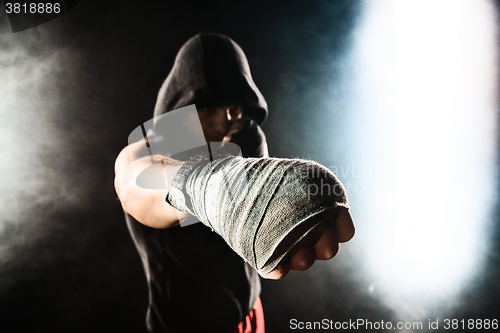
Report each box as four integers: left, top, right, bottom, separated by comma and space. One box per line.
114, 140, 189, 229
114, 141, 355, 278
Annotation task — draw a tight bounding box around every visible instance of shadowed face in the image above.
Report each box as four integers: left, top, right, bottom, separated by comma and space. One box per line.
197, 105, 246, 142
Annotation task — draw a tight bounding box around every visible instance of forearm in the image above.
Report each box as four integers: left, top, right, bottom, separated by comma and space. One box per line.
117, 178, 186, 228
114, 143, 188, 229
166, 152, 349, 274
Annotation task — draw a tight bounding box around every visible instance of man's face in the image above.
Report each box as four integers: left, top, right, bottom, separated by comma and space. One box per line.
197, 105, 246, 142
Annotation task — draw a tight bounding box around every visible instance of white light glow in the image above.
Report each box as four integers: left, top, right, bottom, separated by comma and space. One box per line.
345, 0, 497, 310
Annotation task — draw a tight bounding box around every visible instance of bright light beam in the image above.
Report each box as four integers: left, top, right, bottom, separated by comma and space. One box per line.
390, 0, 496, 292
347, 0, 497, 311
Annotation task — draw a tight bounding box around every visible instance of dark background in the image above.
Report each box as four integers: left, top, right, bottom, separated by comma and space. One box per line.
0, 1, 499, 332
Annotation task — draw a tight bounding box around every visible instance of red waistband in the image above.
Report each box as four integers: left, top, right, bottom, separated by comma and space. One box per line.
229, 297, 265, 333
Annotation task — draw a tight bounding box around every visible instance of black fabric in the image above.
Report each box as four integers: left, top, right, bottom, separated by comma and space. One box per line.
231, 118, 268, 158
125, 33, 268, 332
125, 214, 261, 333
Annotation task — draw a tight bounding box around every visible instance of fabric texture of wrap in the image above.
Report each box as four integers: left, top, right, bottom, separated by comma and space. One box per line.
166, 150, 349, 275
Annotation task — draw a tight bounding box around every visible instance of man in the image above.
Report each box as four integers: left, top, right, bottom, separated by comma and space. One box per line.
114, 33, 355, 332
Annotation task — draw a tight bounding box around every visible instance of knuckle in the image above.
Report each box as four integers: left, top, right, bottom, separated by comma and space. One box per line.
294, 256, 315, 271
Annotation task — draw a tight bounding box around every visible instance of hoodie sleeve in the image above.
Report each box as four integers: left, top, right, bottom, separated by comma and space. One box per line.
230, 119, 269, 158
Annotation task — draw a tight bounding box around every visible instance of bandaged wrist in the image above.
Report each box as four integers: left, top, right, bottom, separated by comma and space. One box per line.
166, 151, 349, 275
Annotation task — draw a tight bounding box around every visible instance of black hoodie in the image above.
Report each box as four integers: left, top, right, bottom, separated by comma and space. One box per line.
153, 33, 267, 124
125, 33, 268, 333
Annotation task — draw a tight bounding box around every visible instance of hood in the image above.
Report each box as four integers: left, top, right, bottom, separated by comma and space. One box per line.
153, 33, 268, 125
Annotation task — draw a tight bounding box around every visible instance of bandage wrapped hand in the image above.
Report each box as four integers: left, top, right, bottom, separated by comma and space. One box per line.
166, 148, 351, 276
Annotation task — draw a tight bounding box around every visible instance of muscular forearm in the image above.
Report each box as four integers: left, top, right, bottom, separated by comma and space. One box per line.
114, 143, 188, 228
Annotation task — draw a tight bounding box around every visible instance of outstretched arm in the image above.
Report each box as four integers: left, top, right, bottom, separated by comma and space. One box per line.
114, 140, 189, 229
166, 153, 355, 278
115, 142, 355, 279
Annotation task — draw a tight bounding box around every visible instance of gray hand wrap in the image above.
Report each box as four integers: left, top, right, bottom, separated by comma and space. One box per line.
166, 151, 349, 275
